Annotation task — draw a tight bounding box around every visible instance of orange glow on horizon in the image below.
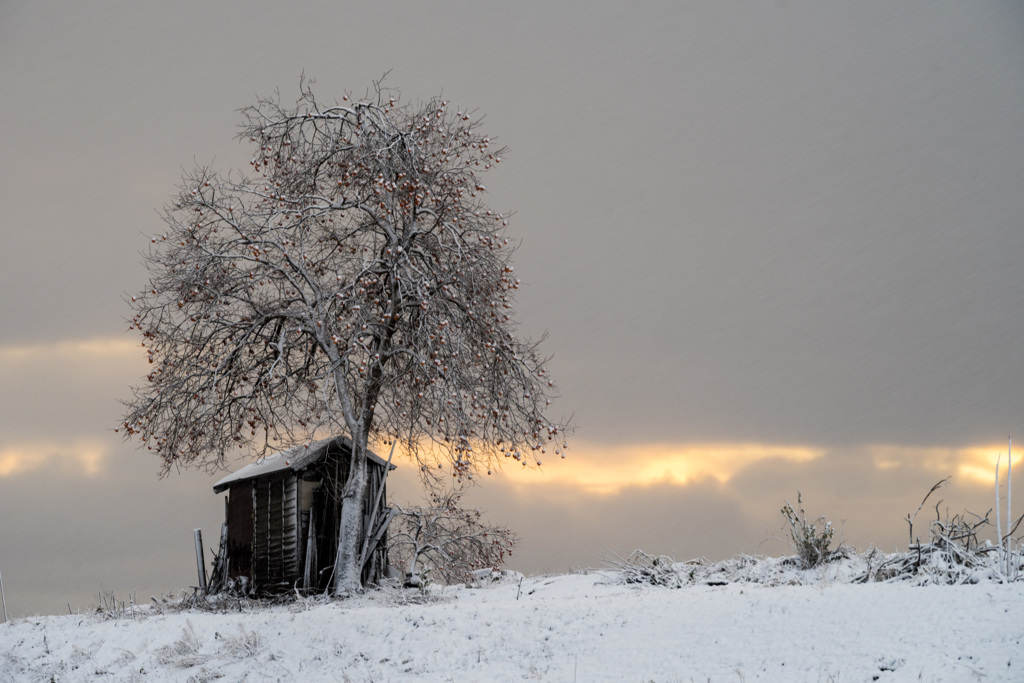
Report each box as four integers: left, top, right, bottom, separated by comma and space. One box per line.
1, 338, 1019, 493
486, 441, 1024, 495
0, 440, 109, 477
0, 337, 140, 363
1, 431, 1019, 493
867, 443, 1022, 488
494, 442, 825, 494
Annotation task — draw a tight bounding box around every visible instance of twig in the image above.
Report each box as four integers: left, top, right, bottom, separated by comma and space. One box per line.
1002, 512, 1024, 543
907, 478, 949, 547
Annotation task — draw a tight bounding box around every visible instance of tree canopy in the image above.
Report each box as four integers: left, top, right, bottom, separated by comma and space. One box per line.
121, 80, 569, 590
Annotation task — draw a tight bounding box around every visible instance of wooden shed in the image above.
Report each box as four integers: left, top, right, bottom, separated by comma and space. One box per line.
208, 436, 395, 594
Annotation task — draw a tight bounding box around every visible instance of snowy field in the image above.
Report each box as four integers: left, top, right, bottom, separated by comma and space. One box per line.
2, 563, 1023, 682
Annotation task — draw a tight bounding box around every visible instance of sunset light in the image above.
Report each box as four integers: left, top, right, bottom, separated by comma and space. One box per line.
498, 442, 824, 494
0, 440, 109, 477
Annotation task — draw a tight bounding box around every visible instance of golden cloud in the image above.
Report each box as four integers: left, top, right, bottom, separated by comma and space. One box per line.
867, 443, 1021, 487
495, 442, 825, 494
0, 338, 140, 364
484, 441, 1023, 495
0, 439, 110, 477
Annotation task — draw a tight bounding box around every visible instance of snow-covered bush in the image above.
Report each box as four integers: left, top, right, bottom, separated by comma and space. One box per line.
605, 550, 683, 588
781, 492, 841, 569
389, 479, 517, 587
858, 507, 1009, 584
854, 476, 1023, 584
681, 553, 864, 586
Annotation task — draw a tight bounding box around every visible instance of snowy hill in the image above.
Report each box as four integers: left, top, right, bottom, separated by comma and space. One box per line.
2, 564, 1023, 682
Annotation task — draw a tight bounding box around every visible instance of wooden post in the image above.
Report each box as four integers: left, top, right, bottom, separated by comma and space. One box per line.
221, 495, 230, 588
193, 529, 208, 594
303, 512, 317, 590
0, 567, 8, 623
214, 522, 229, 590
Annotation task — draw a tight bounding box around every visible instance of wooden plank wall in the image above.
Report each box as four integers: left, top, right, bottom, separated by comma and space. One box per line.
282, 474, 298, 581
253, 477, 269, 587
253, 474, 300, 589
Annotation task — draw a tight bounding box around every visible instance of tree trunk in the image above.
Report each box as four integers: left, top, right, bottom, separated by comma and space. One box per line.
334, 439, 369, 594
407, 541, 422, 580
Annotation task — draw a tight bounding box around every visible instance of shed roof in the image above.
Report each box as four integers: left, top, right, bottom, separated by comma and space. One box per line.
212, 436, 392, 493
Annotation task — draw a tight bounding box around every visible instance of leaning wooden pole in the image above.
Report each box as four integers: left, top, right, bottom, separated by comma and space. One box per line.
0, 567, 8, 624
303, 513, 318, 590
359, 442, 396, 574
193, 529, 208, 594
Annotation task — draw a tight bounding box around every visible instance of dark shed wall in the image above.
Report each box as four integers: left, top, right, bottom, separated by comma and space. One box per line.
226, 480, 254, 582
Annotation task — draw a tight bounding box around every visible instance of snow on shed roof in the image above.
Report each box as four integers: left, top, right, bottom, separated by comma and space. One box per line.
212, 436, 392, 493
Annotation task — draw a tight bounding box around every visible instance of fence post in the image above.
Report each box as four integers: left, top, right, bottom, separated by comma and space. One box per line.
194, 529, 208, 594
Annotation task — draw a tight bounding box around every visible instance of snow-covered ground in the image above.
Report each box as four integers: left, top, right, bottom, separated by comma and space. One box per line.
2, 564, 1023, 682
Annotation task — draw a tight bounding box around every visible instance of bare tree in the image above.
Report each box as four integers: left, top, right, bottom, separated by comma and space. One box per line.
389, 478, 516, 586
120, 78, 569, 593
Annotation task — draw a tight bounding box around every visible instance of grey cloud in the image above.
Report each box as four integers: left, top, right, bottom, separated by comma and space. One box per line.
0, 350, 139, 445
3, 3, 1024, 448
0, 446, 223, 618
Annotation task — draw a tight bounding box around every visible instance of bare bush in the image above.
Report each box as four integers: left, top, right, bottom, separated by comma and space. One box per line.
857, 478, 1023, 584
604, 550, 682, 588
388, 479, 516, 586
781, 492, 840, 569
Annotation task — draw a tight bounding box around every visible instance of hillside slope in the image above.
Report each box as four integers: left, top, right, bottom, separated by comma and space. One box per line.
1, 569, 1022, 682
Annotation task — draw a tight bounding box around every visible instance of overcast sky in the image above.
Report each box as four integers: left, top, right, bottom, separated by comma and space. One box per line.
2, 1, 1024, 616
